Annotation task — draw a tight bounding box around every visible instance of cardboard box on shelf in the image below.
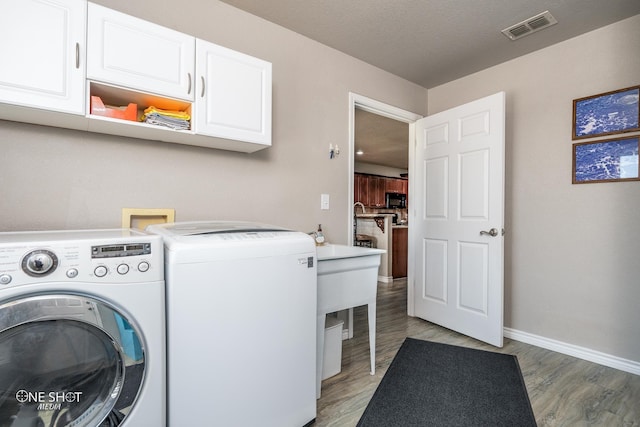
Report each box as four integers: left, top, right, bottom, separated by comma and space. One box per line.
90, 96, 137, 121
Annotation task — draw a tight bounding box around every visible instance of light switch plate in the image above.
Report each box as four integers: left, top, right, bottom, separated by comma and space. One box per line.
321, 194, 330, 210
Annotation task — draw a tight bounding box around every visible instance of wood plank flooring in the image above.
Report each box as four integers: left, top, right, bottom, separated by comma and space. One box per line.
315, 279, 640, 426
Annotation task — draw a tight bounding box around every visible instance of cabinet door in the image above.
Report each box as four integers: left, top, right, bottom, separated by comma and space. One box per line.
87, 3, 195, 101
354, 174, 369, 205
0, 0, 86, 114
392, 227, 408, 278
195, 39, 272, 146
368, 176, 386, 207
385, 178, 401, 194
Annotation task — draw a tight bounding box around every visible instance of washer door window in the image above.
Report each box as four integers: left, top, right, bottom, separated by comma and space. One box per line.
0, 294, 146, 427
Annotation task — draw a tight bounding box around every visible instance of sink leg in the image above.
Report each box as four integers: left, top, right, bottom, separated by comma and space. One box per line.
316, 313, 326, 399
368, 302, 376, 375
348, 307, 354, 339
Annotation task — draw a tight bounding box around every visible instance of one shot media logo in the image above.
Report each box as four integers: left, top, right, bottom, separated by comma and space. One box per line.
15, 390, 83, 411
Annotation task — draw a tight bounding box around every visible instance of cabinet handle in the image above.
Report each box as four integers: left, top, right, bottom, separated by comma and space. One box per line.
200, 76, 205, 98
75, 43, 79, 69
187, 73, 192, 94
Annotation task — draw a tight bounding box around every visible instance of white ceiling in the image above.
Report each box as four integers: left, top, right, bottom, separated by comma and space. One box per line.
355, 108, 409, 169
219, 0, 640, 89
218, 0, 640, 169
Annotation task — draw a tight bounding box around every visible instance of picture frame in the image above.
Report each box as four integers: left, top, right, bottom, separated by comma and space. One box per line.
572, 85, 640, 140
573, 135, 639, 184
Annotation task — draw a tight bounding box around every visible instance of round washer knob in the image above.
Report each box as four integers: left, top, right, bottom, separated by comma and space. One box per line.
66, 268, 78, 278
117, 264, 129, 275
138, 262, 150, 272
94, 266, 108, 277
22, 250, 58, 277
0, 274, 12, 285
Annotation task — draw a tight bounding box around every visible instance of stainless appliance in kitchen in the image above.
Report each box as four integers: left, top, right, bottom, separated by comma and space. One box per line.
385, 192, 406, 209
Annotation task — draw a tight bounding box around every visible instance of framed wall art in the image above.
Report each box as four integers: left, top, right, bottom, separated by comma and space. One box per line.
573, 135, 639, 184
572, 85, 640, 140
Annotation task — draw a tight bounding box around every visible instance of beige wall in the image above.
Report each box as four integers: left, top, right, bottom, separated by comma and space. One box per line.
0, 0, 427, 243
2, 1, 638, 364
428, 15, 640, 363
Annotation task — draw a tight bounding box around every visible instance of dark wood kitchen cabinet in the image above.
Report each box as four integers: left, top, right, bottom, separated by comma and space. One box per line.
354, 173, 384, 207
368, 176, 386, 207
385, 178, 403, 194
392, 227, 408, 278
355, 174, 409, 208
354, 173, 370, 206
386, 178, 408, 196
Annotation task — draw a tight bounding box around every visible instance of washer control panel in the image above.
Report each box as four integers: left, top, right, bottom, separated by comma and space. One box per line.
90, 242, 154, 278
92, 242, 152, 258
0, 230, 163, 286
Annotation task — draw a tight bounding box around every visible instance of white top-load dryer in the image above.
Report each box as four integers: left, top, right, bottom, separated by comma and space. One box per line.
146, 221, 317, 427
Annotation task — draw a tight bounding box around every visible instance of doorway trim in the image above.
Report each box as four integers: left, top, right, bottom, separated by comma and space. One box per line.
348, 93, 422, 313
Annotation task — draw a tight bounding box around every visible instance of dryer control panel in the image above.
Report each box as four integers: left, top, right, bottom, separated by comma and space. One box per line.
0, 229, 164, 286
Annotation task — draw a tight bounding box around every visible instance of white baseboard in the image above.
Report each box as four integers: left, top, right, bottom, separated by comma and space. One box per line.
504, 327, 640, 376
378, 275, 393, 283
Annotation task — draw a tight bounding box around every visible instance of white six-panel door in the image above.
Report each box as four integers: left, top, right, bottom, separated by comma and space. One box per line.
412, 92, 505, 347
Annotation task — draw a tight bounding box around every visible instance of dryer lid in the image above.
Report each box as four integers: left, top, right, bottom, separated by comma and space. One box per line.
146, 221, 292, 237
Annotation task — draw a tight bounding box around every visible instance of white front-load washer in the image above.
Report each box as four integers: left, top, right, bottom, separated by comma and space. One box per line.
0, 229, 165, 427
147, 221, 317, 427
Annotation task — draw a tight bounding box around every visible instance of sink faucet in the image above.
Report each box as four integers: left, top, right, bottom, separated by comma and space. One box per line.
354, 202, 366, 214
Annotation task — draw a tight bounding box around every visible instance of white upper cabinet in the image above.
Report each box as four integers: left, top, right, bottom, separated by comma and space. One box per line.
195, 39, 272, 146
0, 1, 272, 153
0, 0, 86, 114
87, 3, 195, 101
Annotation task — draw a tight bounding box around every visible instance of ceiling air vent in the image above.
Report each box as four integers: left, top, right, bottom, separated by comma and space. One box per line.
501, 11, 557, 41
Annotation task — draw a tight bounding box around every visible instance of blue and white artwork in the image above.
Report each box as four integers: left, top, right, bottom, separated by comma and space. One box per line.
573, 87, 639, 139
574, 137, 639, 183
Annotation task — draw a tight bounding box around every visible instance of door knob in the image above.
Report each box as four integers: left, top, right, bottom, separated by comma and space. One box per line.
480, 228, 498, 237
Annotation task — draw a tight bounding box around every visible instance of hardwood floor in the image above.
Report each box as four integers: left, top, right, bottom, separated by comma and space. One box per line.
315, 279, 640, 426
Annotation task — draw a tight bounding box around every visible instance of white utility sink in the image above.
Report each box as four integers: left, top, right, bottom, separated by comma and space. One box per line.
317, 243, 383, 260
315, 244, 385, 398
